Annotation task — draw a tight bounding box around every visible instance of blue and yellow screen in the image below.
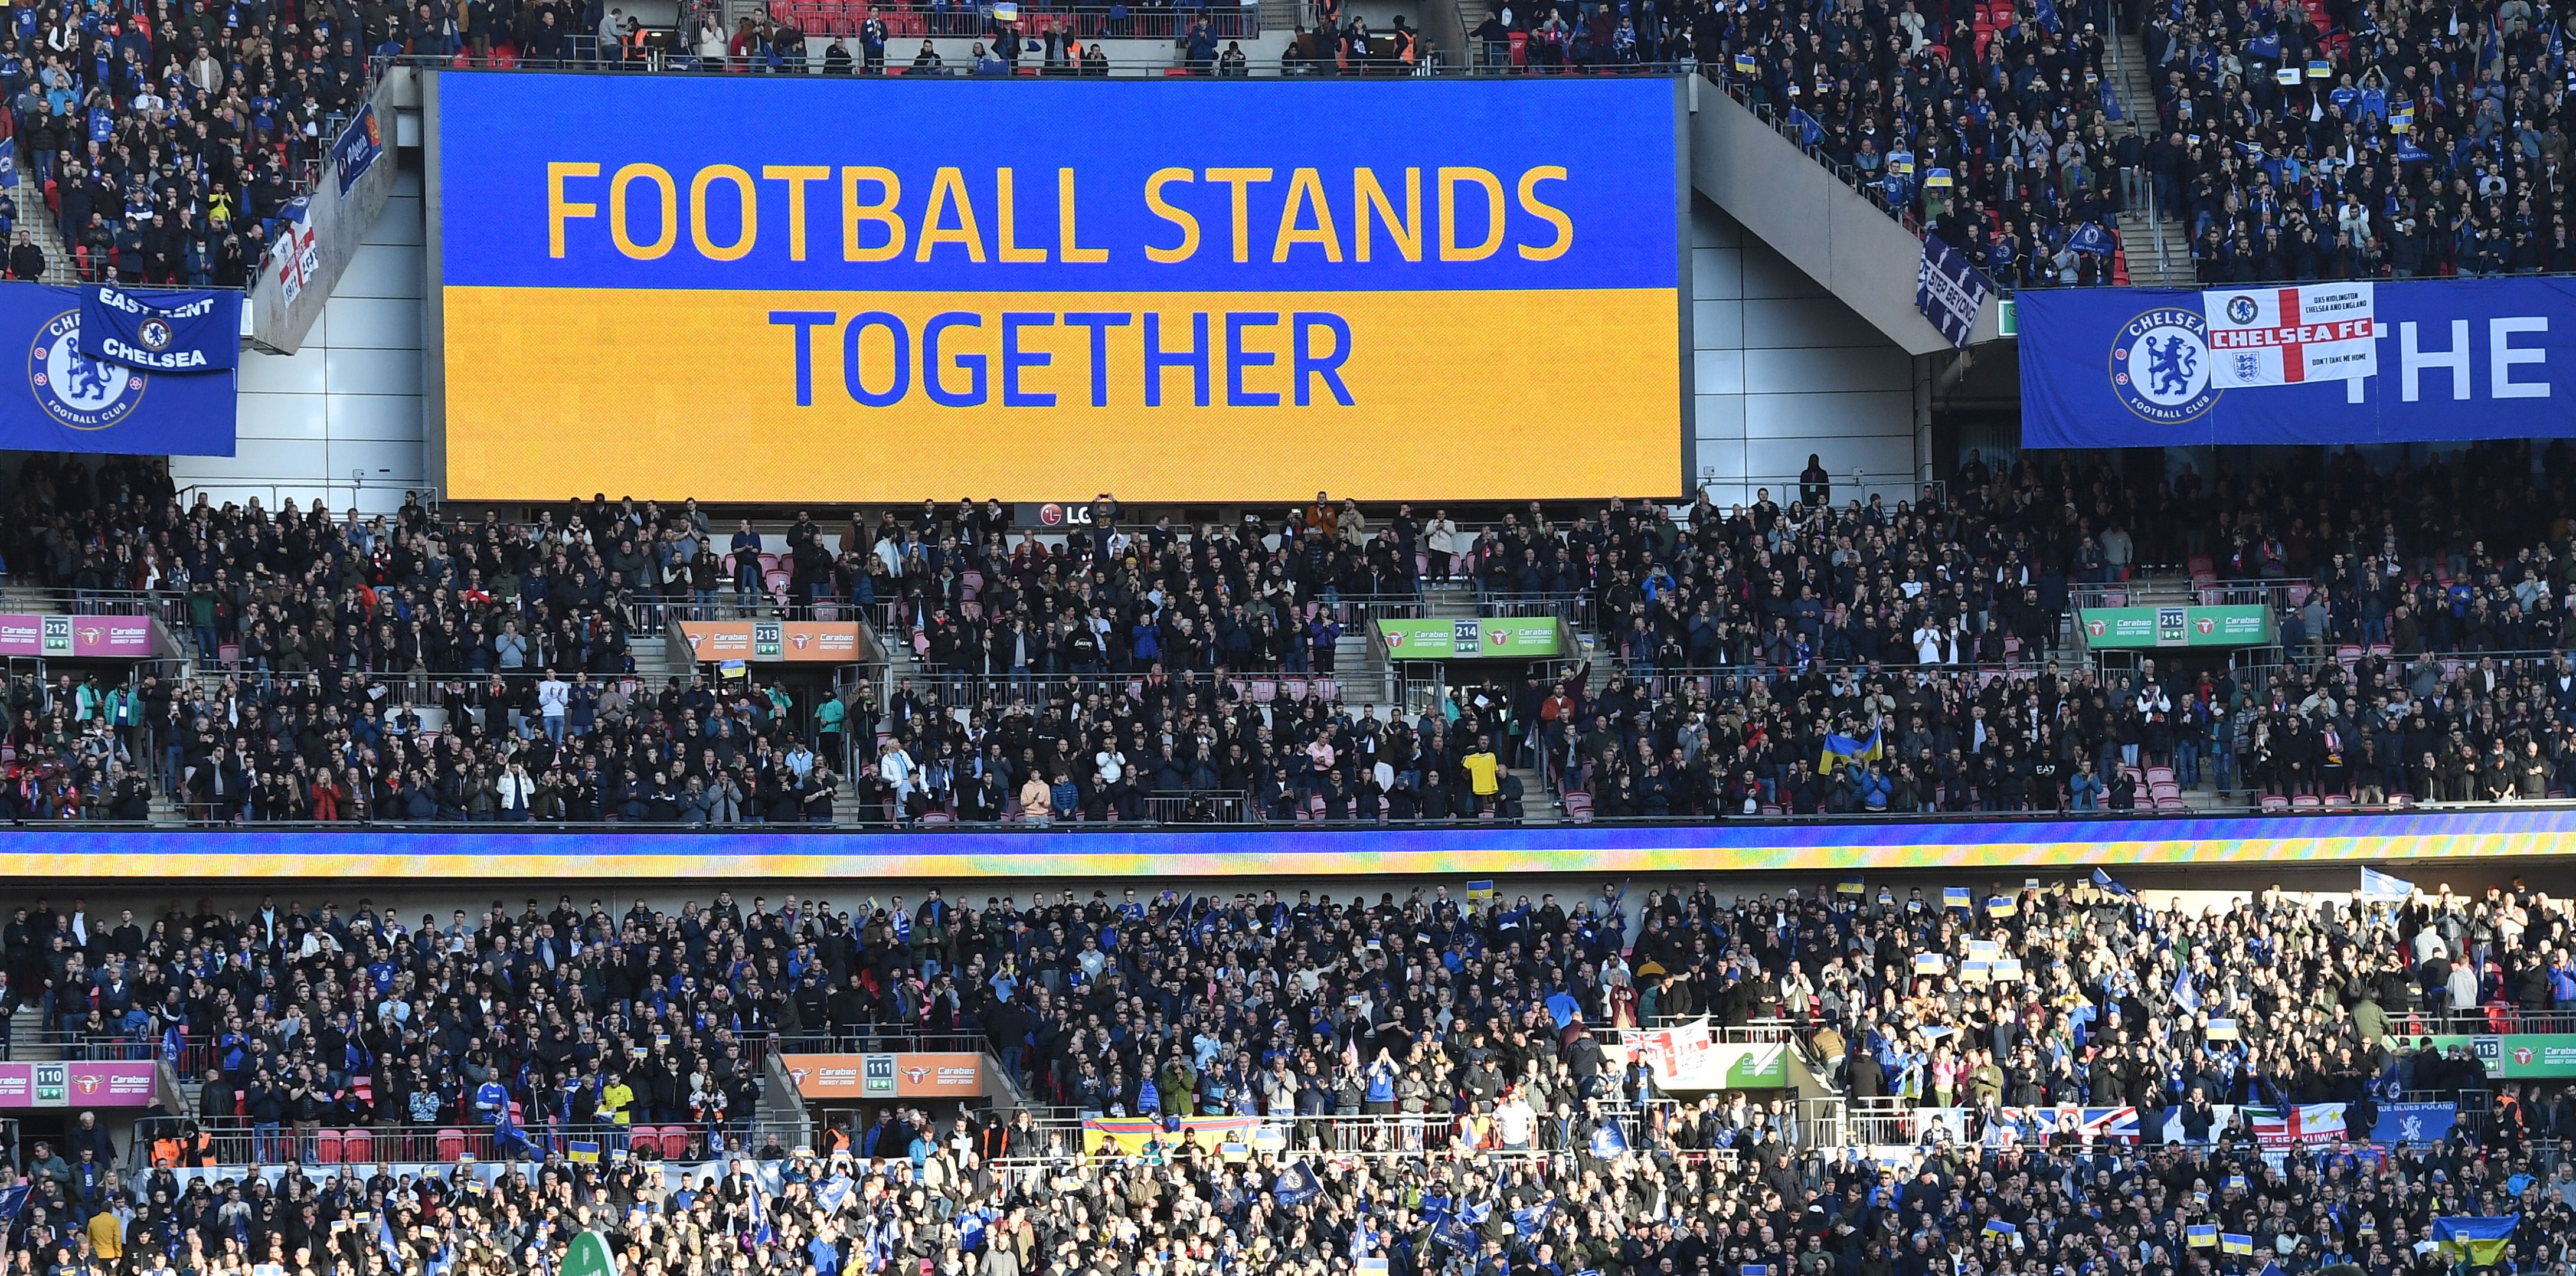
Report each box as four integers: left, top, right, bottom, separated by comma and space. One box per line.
434, 73, 1683, 503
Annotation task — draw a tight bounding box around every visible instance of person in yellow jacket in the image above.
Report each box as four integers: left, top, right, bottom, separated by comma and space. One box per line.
600, 1072, 636, 1127
87, 1206, 123, 1263
1463, 735, 1502, 813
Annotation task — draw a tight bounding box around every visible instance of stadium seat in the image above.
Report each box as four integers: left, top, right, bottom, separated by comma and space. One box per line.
1565, 790, 1594, 823
342, 1129, 372, 1163
660, 1127, 690, 1159
315, 1130, 343, 1164
437, 1128, 466, 1161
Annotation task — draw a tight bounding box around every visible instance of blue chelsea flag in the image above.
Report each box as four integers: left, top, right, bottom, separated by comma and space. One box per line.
2015, 279, 2576, 449
81, 285, 241, 374
1590, 1124, 1631, 1158
0, 282, 235, 456
1914, 237, 1990, 349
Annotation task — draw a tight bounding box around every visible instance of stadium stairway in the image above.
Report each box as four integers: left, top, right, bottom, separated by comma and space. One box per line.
627, 619, 682, 692
16, 194, 80, 285
2109, 31, 2189, 287
6, 1007, 56, 1056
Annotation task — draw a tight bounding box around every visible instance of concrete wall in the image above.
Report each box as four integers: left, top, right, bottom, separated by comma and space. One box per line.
168, 168, 427, 515
1691, 195, 1920, 508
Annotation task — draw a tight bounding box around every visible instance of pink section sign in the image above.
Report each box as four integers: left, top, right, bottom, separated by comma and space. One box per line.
0, 1061, 158, 1107
0, 614, 161, 657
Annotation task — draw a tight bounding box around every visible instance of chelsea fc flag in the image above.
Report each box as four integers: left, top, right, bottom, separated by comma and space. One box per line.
1915, 237, 1989, 349
0, 282, 236, 456
2018, 279, 2576, 448
81, 285, 242, 374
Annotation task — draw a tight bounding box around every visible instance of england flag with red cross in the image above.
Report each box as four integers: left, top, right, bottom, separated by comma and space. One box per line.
2201, 283, 2378, 388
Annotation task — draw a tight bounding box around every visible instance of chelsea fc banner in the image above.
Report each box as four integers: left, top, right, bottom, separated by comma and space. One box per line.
80, 284, 240, 373
2020, 277, 2576, 447
0, 282, 236, 456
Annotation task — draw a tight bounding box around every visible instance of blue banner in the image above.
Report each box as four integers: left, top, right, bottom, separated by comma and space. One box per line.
2372, 1101, 2456, 1145
0, 282, 234, 455
2020, 279, 2576, 446
79, 285, 241, 373
334, 104, 383, 197
1916, 238, 1988, 349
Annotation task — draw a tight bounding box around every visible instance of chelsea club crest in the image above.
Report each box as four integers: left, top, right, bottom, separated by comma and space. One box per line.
2108, 306, 2223, 425
29, 310, 146, 430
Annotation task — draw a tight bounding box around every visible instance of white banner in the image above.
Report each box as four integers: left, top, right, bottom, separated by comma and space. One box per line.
2203, 283, 2377, 387
1633, 1017, 1715, 1088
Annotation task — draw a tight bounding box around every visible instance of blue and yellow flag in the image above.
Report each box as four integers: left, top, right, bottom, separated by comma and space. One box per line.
2434, 1216, 2519, 1264
1820, 730, 1882, 774
2185, 1225, 2218, 1249
568, 1140, 600, 1163
2220, 1234, 2254, 1255
1943, 886, 1973, 911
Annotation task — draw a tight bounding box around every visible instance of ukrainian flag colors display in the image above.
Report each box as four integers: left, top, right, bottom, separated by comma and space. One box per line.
8, 809, 2576, 878
429, 72, 1687, 504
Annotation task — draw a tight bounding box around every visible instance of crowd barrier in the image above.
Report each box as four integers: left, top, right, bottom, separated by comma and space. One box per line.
5, 806, 2576, 877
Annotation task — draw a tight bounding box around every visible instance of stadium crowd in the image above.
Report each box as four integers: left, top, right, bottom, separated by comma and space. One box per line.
8, 441, 2576, 822
0, 0, 376, 286
3, 874, 2576, 1276
1695, 0, 2576, 289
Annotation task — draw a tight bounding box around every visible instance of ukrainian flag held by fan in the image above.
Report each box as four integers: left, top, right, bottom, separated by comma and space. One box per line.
2434, 1216, 2519, 1264
1820, 730, 1883, 774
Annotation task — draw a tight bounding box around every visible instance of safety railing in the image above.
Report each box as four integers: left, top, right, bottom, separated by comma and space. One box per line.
1842, 1097, 1926, 1147
1021, 1104, 1658, 1159
130, 1115, 816, 1172
764, 1032, 996, 1055
0, 1030, 164, 1061
871, 669, 1400, 714
0, 585, 188, 624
